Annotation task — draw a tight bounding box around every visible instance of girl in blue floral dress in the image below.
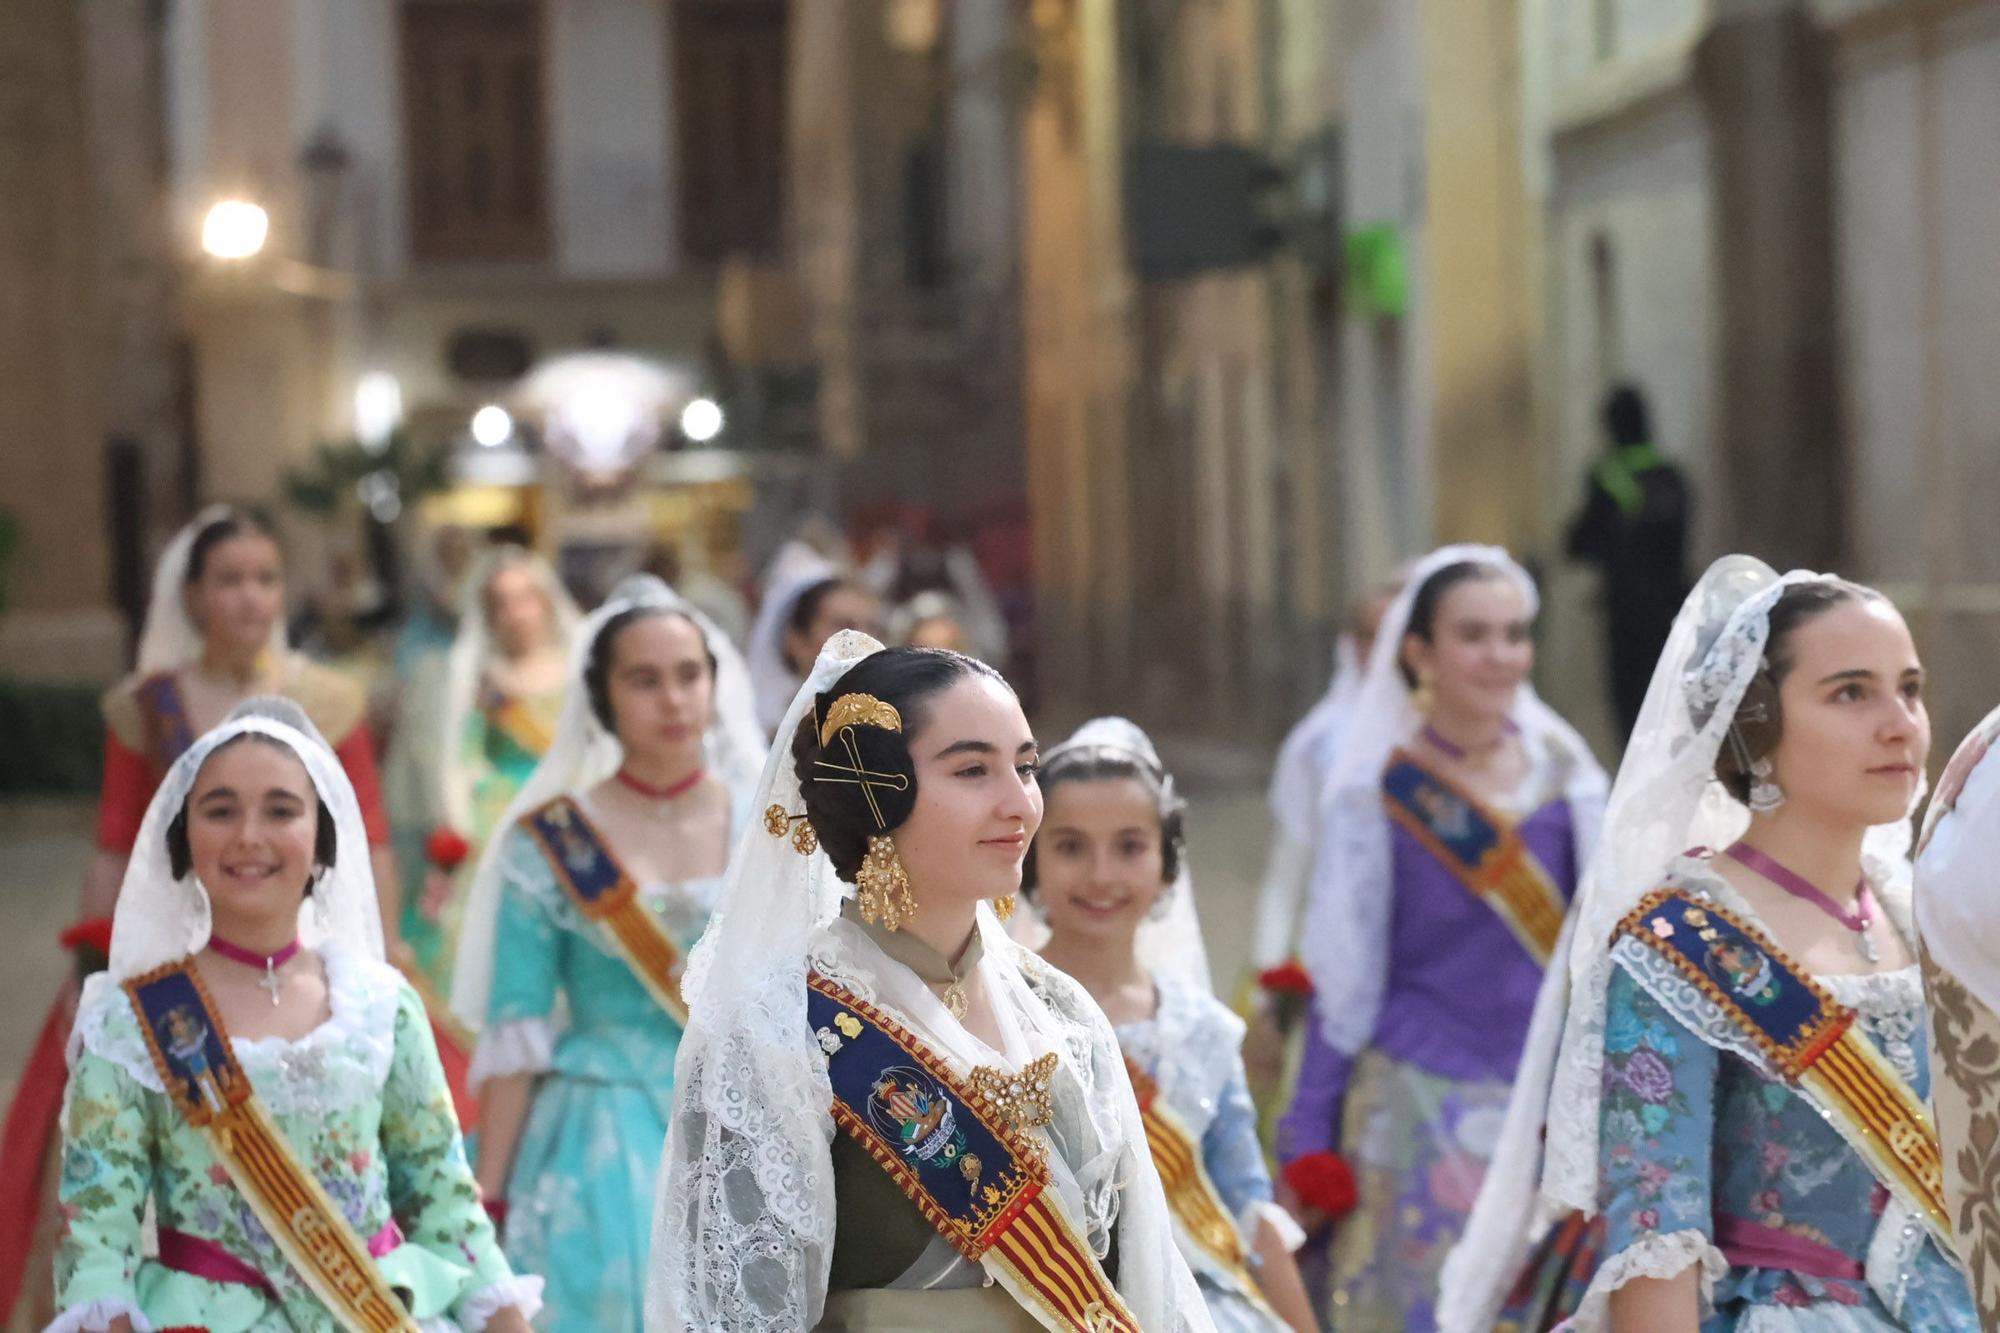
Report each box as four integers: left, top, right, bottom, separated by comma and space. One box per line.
1441, 556, 1978, 1332
450, 577, 763, 1332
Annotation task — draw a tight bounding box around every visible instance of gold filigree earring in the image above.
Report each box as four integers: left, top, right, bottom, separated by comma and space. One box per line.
856, 835, 916, 931
992, 894, 1017, 922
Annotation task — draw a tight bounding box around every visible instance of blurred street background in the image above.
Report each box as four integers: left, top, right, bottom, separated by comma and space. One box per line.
5, 0, 2000, 1074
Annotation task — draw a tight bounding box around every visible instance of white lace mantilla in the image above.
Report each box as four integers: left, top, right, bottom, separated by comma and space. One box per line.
72, 943, 401, 1116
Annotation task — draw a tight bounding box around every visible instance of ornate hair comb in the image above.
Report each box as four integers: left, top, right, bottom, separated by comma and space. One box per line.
819, 693, 903, 747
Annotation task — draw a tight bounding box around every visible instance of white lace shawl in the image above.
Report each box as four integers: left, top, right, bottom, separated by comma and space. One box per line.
1300, 544, 1610, 1057
71, 940, 401, 1115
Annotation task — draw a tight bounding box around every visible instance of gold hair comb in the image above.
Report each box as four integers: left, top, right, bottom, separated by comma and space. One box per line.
819, 693, 903, 748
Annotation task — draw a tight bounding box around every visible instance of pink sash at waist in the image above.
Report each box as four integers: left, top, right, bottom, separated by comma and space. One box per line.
1715, 1214, 1864, 1281
157, 1220, 404, 1295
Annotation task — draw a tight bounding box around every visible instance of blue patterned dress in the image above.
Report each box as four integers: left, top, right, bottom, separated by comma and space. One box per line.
1117, 976, 1298, 1333
474, 812, 730, 1332
1584, 863, 1977, 1330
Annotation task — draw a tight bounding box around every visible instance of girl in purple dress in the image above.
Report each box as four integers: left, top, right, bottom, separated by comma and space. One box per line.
1278, 545, 1607, 1331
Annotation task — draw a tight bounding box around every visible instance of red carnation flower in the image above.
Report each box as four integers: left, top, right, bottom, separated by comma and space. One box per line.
1282, 1150, 1358, 1218
1257, 961, 1314, 996
59, 917, 115, 958
426, 827, 472, 870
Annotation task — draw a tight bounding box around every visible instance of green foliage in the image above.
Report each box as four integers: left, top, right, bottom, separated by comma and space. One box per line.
281, 431, 453, 517
0, 679, 104, 793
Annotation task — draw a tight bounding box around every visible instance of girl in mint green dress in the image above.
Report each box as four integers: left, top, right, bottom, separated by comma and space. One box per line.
450, 576, 764, 1332
54, 700, 541, 1333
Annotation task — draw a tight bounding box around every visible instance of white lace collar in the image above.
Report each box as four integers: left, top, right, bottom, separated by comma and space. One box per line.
73, 942, 404, 1116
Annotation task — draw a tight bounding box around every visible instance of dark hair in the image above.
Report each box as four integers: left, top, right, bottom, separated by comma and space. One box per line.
584, 605, 717, 732
1020, 747, 1185, 897
1603, 384, 1652, 448
1713, 580, 1885, 803
791, 647, 1008, 882
1398, 560, 1514, 687
165, 734, 337, 895
783, 578, 873, 672
185, 510, 280, 585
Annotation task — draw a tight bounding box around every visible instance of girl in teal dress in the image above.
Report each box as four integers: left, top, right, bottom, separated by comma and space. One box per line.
409, 547, 577, 998
53, 698, 540, 1333
450, 576, 763, 1332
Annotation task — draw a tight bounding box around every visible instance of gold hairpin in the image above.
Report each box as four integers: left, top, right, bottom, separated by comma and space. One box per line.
764, 804, 819, 856
819, 693, 903, 748
813, 727, 911, 830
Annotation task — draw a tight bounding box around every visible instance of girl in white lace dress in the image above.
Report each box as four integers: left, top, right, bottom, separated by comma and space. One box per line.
647, 635, 1216, 1332
1029, 718, 1316, 1333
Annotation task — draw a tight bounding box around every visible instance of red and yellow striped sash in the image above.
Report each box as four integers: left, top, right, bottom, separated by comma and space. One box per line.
1617, 888, 1949, 1248
1383, 752, 1567, 964
1124, 1056, 1281, 1319
124, 960, 419, 1332
524, 797, 688, 1026
809, 974, 1141, 1333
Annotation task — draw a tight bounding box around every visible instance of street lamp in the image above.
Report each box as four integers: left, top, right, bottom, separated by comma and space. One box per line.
680, 396, 724, 443
201, 200, 270, 260
471, 404, 514, 448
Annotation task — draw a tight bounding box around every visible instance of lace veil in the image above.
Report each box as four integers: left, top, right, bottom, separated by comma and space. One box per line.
448, 574, 764, 1028
745, 549, 838, 734
136, 505, 290, 676
1299, 544, 1609, 1055
1437, 555, 1923, 1330
78, 697, 384, 1044
437, 545, 581, 834
646, 634, 1213, 1332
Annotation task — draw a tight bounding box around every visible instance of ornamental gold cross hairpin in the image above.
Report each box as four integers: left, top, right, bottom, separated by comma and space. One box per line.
813, 725, 911, 831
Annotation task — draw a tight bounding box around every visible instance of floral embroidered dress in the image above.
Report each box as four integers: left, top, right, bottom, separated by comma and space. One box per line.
1584, 858, 1976, 1330
1115, 976, 1301, 1333
473, 813, 732, 1332
406, 680, 562, 995
54, 943, 537, 1333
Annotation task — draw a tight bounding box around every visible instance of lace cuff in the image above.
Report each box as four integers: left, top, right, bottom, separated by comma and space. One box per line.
47, 1299, 155, 1333
456, 1273, 545, 1330
1242, 1199, 1307, 1254
1572, 1228, 1726, 1331
468, 1019, 556, 1089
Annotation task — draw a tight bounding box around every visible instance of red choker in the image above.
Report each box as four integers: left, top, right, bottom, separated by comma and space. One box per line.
615, 767, 705, 801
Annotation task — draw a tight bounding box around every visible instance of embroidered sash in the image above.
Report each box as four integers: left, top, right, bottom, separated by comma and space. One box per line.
807, 974, 1141, 1333
522, 797, 688, 1027
1382, 751, 1568, 963
123, 960, 420, 1332
137, 674, 196, 772
480, 687, 555, 762
1122, 1056, 1281, 1322
1616, 888, 1951, 1249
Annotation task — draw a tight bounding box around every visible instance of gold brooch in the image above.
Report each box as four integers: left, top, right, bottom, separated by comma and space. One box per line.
819, 693, 903, 747
967, 1051, 1059, 1146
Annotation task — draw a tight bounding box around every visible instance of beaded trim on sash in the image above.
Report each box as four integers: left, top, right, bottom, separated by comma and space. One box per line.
123, 959, 420, 1332
1615, 888, 1951, 1251
807, 973, 1140, 1333
1382, 750, 1567, 964
1122, 1055, 1279, 1320
522, 796, 688, 1027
